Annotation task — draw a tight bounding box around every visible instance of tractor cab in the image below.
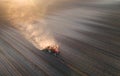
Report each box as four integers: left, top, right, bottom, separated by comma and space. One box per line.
42, 45, 60, 56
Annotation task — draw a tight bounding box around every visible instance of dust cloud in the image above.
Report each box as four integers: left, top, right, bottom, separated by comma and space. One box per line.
0, 0, 57, 49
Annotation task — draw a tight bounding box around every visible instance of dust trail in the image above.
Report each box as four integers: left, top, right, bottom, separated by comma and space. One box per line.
0, 0, 57, 49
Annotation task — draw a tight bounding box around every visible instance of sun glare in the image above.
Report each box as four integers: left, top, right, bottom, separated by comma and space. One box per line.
12, 0, 34, 6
